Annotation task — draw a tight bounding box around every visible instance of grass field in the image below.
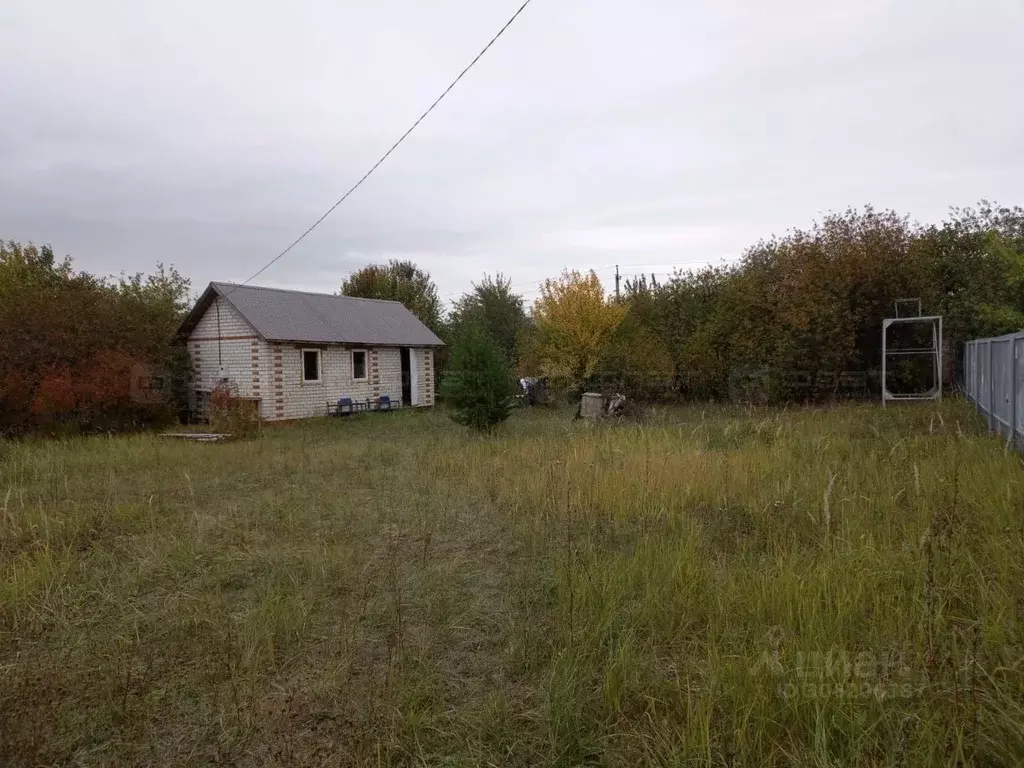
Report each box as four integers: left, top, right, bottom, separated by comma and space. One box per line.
1, 400, 1023, 766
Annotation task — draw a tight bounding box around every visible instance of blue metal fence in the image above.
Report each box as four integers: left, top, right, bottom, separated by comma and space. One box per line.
964, 331, 1023, 448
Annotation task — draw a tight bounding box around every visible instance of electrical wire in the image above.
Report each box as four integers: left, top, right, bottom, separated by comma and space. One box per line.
440, 257, 739, 298
228, 0, 536, 292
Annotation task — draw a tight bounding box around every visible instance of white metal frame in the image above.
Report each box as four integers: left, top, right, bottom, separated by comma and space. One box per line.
881, 314, 942, 405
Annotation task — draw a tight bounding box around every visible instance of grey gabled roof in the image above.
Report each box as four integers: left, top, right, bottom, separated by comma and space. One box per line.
178, 282, 444, 346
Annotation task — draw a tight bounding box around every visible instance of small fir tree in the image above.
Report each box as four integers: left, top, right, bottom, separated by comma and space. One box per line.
443, 325, 516, 433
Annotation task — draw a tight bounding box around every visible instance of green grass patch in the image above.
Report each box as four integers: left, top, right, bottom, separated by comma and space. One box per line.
1, 401, 1022, 765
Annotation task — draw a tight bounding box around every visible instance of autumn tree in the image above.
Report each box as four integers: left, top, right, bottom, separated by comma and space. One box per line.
612, 202, 1024, 402
0, 240, 191, 434
528, 270, 627, 393
917, 202, 1024, 340
340, 259, 443, 332
595, 312, 675, 400
622, 269, 733, 399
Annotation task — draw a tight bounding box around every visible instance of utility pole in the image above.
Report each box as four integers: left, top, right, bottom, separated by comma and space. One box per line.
615, 265, 621, 301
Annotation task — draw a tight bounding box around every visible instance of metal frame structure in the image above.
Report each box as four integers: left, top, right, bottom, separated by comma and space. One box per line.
881, 299, 942, 406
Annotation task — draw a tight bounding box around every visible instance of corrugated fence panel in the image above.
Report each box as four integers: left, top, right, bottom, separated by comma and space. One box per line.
975, 342, 982, 404
1016, 337, 1024, 444
980, 341, 991, 413
964, 331, 1024, 450
993, 339, 1013, 436
966, 343, 977, 402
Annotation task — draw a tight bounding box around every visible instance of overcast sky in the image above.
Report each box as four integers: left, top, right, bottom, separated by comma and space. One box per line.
2, 0, 1023, 306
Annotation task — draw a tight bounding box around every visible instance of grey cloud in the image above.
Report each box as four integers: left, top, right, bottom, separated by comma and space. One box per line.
1, 0, 1022, 302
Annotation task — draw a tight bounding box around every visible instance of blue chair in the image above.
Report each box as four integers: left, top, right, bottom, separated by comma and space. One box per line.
377, 395, 392, 411
337, 397, 354, 416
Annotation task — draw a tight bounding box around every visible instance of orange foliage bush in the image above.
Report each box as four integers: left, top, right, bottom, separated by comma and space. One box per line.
74, 349, 134, 411
0, 241, 191, 434
30, 373, 76, 418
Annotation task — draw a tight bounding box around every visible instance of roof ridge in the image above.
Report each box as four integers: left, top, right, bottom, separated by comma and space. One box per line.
212, 281, 403, 305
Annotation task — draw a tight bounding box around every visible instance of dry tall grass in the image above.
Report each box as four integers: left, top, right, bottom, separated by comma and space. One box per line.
1, 401, 1021, 765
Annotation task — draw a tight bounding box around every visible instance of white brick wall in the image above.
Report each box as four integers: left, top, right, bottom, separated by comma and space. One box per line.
187, 298, 260, 414
417, 348, 435, 406
186, 296, 437, 420
268, 344, 381, 420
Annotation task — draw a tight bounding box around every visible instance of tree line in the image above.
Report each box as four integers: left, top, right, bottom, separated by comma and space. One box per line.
344, 202, 1024, 407
0, 241, 191, 435
3, 200, 1022, 434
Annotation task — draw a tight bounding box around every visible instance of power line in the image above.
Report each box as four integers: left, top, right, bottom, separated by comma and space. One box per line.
439, 275, 548, 298
613, 257, 740, 271
440, 257, 737, 298
231, 0, 536, 291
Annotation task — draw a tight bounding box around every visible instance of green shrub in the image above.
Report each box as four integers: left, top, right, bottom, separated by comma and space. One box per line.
442, 325, 516, 433
208, 381, 260, 438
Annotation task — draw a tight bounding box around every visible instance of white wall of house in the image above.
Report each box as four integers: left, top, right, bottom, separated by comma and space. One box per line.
186, 296, 436, 420
187, 297, 260, 414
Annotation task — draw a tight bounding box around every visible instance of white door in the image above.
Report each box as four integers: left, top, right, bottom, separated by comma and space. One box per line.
410, 348, 420, 406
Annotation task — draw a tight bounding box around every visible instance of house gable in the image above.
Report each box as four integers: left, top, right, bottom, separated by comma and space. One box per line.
186, 296, 262, 407
188, 295, 259, 342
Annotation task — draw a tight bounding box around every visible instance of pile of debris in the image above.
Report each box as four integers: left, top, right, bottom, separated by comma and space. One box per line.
575, 392, 637, 422
515, 376, 549, 407
160, 432, 233, 443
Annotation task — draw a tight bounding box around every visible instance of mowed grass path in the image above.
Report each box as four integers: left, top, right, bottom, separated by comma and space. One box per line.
1, 401, 1022, 766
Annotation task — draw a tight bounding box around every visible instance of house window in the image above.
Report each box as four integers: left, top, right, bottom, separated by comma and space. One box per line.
352, 349, 367, 380
302, 349, 321, 383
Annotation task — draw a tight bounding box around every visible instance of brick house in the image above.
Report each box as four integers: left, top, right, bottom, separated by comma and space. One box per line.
178, 282, 444, 421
